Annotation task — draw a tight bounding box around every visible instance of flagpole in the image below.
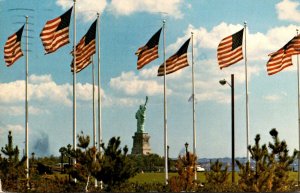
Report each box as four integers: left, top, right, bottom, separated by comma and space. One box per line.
97, 13, 103, 189
25, 15, 29, 187
92, 57, 96, 150
97, 13, 102, 152
91, 56, 98, 188
73, 0, 77, 167
191, 32, 197, 180
244, 21, 250, 162
163, 20, 168, 185
296, 28, 300, 185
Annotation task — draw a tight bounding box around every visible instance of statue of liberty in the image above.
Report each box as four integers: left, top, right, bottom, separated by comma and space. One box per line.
136, 96, 148, 133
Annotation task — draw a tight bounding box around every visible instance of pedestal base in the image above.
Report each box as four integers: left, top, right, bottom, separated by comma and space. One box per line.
131, 132, 151, 155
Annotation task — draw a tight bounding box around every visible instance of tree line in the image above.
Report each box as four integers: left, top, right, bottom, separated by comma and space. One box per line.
0, 128, 299, 192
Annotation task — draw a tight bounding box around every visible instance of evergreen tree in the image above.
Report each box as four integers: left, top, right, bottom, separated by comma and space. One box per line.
236, 128, 298, 192
169, 151, 197, 192
268, 128, 298, 191
1, 131, 19, 162
205, 159, 230, 185
93, 136, 138, 191
77, 131, 90, 151
0, 131, 26, 180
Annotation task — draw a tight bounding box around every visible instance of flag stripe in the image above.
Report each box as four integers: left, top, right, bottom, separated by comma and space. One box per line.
217, 29, 244, 69
4, 25, 24, 66
266, 34, 300, 75
71, 20, 97, 73
136, 28, 162, 69
157, 38, 190, 76
40, 7, 72, 54
218, 47, 243, 68
137, 45, 159, 69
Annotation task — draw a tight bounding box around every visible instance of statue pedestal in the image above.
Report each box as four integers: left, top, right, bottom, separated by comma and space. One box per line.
131, 132, 151, 155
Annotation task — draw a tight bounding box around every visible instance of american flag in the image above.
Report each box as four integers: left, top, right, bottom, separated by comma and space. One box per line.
135, 28, 162, 70
157, 38, 190, 76
4, 25, 24, 66
40, 7, 72, 54
266, 34, 300, 75
217, 29, 244, 69
71, 20, 97, 73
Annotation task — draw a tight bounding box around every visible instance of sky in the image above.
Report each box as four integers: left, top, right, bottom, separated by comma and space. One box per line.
1, 0, 300, 159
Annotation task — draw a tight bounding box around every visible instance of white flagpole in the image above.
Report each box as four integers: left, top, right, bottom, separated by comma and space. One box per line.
191, 32, 197, 180
73, 0, 77, 151
296, 28, 300, 185
97, 13, 102, 152
25, 15, 29, 186
97, 13, 103, 190
163, 20, 168, 185
73, 0, 77, 171
92, 56, 96, 152
91, 56, 98, 188
244, 22, 250, 162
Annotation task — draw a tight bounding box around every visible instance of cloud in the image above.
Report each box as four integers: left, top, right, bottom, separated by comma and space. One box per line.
0, 124, 24, 135
0, 74, 106, 106
56, 0, 107, 22
105, 97, 143, 107
109, 67, 172, 96
276, 0, 300, 23
263, 94, 282, 102
177, 23, 300, 63
56, 0, 186, 21
0, 106, 49, 116
263, 92, 287, 102
108, 0, 185, 19
110, 21, 299, 104
29, 74, 52, 84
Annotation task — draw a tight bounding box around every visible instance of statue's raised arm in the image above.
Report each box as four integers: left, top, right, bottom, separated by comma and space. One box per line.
144, 96, 148, 107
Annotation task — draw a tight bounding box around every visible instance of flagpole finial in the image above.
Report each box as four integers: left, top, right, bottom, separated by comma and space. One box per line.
163, 19, 166, 24
244, 21, 247, 26
191, 31, 194, 35
97, 12, 100, 17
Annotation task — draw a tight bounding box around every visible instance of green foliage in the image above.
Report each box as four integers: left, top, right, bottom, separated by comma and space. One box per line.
36, 162, 53, 175
268, 128, 298, 191
110, 181, 170, 192
128, 153, 165, 172
205, 159, 230, 188
0, 131, 26, 180
236, 128, 298, 192
93, 136, 138, 191
169, 151, 197, 192
77, 131, 90, 150
1, 131, 20, 162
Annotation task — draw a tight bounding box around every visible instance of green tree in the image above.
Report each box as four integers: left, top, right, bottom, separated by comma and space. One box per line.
128, 153, 165, 172
205, 159, 230, 185
93, 136, 138, 191
169, 152, 196, 192
236, 128, 298, 192
59, 147, 67, 173
0, 131, 26, 181
1, 131, 19, 162
268, 128, 298, 191
77, 131, 90, 152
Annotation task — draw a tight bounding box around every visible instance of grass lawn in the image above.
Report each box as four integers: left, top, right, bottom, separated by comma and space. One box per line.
129, 171, 299, 184
129, 172, 206, 183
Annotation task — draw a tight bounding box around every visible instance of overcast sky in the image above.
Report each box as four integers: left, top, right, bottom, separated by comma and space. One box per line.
1, 0, 300, 159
